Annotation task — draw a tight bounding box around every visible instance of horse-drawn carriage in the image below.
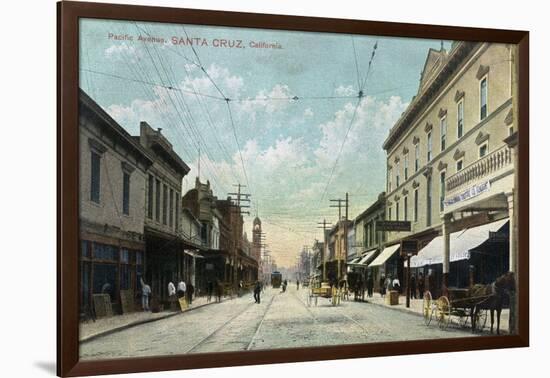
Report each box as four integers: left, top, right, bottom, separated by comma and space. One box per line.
423, 272, 515, 334
423, 288, 488, 331
306, 278, 345, 306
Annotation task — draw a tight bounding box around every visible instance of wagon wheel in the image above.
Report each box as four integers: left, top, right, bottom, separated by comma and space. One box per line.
423, 291, 433, 326
437, 296, 451, 330
475, 309, 488, 332
459, 310, 470, 328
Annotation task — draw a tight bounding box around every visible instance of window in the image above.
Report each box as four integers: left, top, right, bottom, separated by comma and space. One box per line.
388, 206, 392, 221
427, 132, 433, 162
414, 189, 419, 222
169, 188, 174, 228
440, 171, 446, 212
396, 201, 400, 221
480, 77, 488, 120
415, 144, 420, 172
162, 184, 168, 225
509, 126, 514, 136
404, 196, 408, 221
404, 153, 409, 180
175, 192, 180, 231
396, 161, 400, 187
201, 222, 208, 245
93, 242, 118, 261
456, 159, 463, 172
90, 151, 101, 203
388, 167, 393, 192
440, 116, 447, 151
479, 143, 488, 158
147, 175, 154, 219
426, 176, 432, 226
155, 179, 161, 221
122, 171, 130, 215
457, 100, 464, 139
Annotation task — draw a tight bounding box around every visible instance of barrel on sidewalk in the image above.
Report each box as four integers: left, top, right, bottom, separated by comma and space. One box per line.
385, 290, 399, 306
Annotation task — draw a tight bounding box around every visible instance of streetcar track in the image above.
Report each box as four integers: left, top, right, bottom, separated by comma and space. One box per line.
185, 300, 257, 353
246, 293, 277, 350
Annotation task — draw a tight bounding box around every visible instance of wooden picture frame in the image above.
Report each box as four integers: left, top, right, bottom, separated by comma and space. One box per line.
58, 1, 529, 376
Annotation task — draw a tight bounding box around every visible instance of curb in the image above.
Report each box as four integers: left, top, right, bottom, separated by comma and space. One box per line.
364, 299, 424, 318
80, 297, 229, 344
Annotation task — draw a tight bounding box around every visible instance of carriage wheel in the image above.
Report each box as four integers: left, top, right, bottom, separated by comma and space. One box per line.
423, 291, 433, 326
475, 309, 488, 332
437, 296, 451, 330
460, 312, 470, 328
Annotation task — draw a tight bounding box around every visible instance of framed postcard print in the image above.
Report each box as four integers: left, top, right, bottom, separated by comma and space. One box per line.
57, 1, 529, 376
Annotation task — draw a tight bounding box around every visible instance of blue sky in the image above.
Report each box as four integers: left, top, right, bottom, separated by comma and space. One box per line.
79, 18, 452, 267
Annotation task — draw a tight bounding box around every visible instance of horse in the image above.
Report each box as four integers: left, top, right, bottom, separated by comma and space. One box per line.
469, 272, 516, 335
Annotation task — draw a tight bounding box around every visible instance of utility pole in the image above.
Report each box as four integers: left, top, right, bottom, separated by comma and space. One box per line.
227, 183, 251, 290
317, 219, 332, 281
329, 193, 349, 281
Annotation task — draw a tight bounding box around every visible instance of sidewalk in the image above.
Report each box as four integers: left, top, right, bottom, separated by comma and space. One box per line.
363, 294, 510, 334
80, 295, 231, 343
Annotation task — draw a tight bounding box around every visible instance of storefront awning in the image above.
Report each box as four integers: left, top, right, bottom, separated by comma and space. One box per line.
358, 249, 378, 265
368, 244, 400, 267
348, 257, 361, 264
409, 218, 508, 268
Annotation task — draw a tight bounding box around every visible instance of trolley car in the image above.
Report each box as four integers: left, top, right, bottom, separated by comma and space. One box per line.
271, 271, 282, 288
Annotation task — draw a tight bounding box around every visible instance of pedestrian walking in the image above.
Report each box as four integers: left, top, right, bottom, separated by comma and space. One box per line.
385, 275, 393, 294
296, 279, 300, 290
392, 276, 401, 292
140, 278, 151, 312
238, 280, 243, 297
215, 279, 223, 303
410, 274, 417, 299
187, 282, 194, 305
418, 273, 425, 299
253, 280, 262, 304
380, 275, 387, 297
367, 275, 374, 298
177, 279, 186, 299
207, 280, 213, 303
167, 281, 176, 309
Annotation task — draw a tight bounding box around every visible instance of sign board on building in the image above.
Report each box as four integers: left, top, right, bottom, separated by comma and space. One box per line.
444, 181, 491, 207
400, 240, 418, 256
375, 220, 411, 232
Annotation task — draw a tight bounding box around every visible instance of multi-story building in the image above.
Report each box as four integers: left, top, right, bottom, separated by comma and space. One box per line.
137, 121, 191, 303
326, 219, 352, 283
349, 192, 388, 291
79, 90, 153, 313
382, 42, 517, 296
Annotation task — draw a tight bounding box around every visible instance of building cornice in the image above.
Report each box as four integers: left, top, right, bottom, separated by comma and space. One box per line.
383, 42, 479, 151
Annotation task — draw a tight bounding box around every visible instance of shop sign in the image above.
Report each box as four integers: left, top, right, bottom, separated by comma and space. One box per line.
375, 220, 411, 232
444, 180, 491, 207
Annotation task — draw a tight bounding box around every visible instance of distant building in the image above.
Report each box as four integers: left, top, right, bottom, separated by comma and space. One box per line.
79, 90, 153, 312
349, 192, 388, 291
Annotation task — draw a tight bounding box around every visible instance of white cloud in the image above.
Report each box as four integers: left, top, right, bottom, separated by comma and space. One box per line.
104, 44, 143, 64
334, 84, 356, 97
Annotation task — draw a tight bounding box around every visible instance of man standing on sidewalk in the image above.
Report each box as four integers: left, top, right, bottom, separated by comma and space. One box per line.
254, 280, 262, 304
141, 279, 151, 312
177, 279, 186, 299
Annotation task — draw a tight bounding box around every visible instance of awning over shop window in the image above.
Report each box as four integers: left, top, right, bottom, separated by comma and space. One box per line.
368, 244, 400, 267
358, 249, 378, 265
409, 218, 509, 268
348, 257, 361, 265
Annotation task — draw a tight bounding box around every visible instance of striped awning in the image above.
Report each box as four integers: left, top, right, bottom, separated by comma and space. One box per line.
368, 244, 401, 267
